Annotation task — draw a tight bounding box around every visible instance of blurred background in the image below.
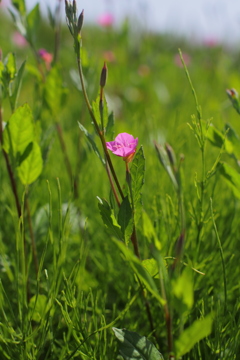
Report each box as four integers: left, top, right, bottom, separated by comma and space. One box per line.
1, 0, 240, 46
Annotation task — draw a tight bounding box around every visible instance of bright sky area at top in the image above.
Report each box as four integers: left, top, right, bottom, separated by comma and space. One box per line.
1, 0, 240, 46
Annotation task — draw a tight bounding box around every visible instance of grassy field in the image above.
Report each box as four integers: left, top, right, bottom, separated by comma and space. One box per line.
0, 1, 240, 359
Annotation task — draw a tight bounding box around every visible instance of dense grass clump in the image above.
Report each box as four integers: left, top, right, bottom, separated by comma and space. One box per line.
0, 1, 240, 359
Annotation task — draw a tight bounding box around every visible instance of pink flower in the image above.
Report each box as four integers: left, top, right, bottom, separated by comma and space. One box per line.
174, 53, 191, 68
106, 133, 138, 162
38, 49, 53, 70
203, 37, 218, 47
12, 32, 28, 48
97, 13, 115, 27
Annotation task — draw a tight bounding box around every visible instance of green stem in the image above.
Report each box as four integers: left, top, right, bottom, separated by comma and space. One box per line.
0, 107, 21, 218
25, 192, 39, 275
76, 45, 124, 200
55, 122, 79, 199
210, 198, 227, 313
53, 0, 62, 64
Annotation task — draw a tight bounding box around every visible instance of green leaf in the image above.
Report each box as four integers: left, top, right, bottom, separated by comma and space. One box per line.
105, 111, 115, 141
130, 146, 145, 224
112, 239, 165, 305
43, 66, 68, 117
175, 313, 213, 358
218, 162, 240, 199
29, 294, 47, 322
78, 122, 105, 165
97, 197, 123, 240
118, 196, 133, 245
47, 5, 55, 28
224, 123, 240, 160
142, 211, 161, 250
205, 122, 233, 154
172, 268, 193, 311
92, 95, 109, 129
12, 0, 26, 15
155, 142, 178, 190
17, 141, 43, 184
9, 60, 26, 111
142, 258, 159, 278
26, 4, 40, 43
3, 103, 34, 156
18, 141, 33, 165
6, 53, 17, 81
112, 328, 164, 360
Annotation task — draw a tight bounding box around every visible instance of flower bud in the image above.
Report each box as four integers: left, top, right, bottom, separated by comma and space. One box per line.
100, 62, 107, 88
226, 88, 238, 100
77, 9, 84, 34
165, 143, 176, 167
226, 88, 240, 114
73, 0, 77, 14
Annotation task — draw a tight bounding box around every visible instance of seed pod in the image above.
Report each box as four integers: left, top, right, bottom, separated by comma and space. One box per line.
100, 62, 108, 88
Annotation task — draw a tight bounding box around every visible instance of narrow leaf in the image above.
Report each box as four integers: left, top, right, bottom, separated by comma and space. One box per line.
155, 142, 178, 190
105, 111, 115, 141
78, 122, 105, 165
142, 211, 161, 250
112, 239, 164, 305
97, 197, 123, 240
218, 162, 240, 199
205, 122, 233, 154
175, 313, 213, 358
118, 196, 133, 245
6, 53, 16, 81
113, 328, 164, 360
43, 66, 68, 117
9, 60, 26, 111
12, 0, 26, 15
26, 4, 40, 43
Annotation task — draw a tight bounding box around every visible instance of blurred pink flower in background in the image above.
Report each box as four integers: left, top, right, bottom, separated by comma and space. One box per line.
38, 49, 53, 70
202, 37, 219, 47
0, 0, 11, 7
12, 32, 28, 48
174, 52, 191, 68
97, 13, 115, 27
106, 133, 138, 162
103, 50, 116, 63
138, 64, 150, 77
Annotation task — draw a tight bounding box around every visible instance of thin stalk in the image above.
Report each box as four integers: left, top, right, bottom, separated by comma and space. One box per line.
53, 0, 62, 63
0, 107, 21, 218
159, 267, 174, 359
99, 85, 121, 207
25, 193, 39, 275
76, 48, 124, 200
210, 198, 227, 312
55, 122, 79, 199
126, 162, 140, 258
106, 162, 121, 207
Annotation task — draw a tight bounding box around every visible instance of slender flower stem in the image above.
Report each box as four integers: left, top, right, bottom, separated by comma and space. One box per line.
106, 162, 121, 207
76, 48, 124, 200
125, 162, 140, 258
